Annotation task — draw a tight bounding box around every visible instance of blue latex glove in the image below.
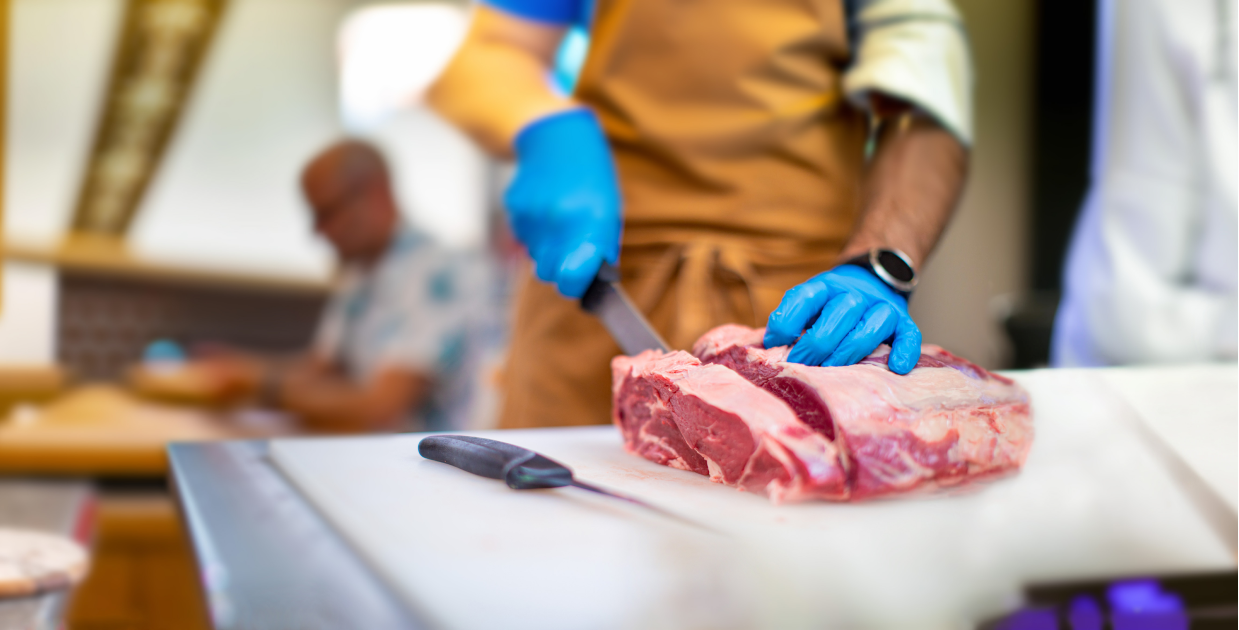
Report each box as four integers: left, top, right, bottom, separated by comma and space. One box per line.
764, 264, 922, 374
505, 109, 622, 299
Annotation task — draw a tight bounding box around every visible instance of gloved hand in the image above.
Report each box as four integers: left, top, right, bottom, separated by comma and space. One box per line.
764, 264, 922, 374
505, 109, 622, 299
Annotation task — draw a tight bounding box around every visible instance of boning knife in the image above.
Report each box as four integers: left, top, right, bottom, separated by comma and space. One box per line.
580, 262, 670, 355
418, 435, 706, 530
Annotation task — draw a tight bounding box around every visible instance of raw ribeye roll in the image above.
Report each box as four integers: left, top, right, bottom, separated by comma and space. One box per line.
693, 325, 1034, 500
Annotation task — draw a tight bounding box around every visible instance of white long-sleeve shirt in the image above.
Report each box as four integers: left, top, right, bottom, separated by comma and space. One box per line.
1052, 0, 1238, 366
843, 0, 973, 145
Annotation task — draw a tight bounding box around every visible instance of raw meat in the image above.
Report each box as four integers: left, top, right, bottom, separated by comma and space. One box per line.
611, 325, 1034, 502
611, 351, 848, 503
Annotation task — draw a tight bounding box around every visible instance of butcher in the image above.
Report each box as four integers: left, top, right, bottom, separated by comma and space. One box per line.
429, 0, 973, 428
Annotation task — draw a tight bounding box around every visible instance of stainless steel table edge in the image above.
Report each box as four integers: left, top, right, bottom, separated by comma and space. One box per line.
168, 440, 425, 630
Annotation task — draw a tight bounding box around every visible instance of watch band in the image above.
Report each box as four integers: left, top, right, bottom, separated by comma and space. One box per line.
841, 247, 918, 298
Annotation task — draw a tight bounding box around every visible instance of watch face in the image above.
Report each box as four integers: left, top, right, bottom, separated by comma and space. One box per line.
876, 249, 915, 283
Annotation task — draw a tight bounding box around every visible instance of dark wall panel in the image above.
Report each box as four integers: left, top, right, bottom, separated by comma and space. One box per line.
1030, 0, 1097, 290
58, 273, 326, 382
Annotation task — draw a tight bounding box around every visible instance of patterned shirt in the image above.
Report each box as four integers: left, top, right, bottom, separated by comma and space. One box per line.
314, 224, 499, 430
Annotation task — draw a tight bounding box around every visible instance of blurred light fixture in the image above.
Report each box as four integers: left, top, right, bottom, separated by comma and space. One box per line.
338, 3, 468, 133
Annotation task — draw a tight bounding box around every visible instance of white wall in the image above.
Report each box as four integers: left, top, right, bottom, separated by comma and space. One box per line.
5, 0, 371, 280
360, 108, 491, 249
1, 0, 125, 365
0, 262, 56, 364
338, 2, 490, 249
908, 0, 1035, 368
5, 0, 124, 245
130, 0, 354, 279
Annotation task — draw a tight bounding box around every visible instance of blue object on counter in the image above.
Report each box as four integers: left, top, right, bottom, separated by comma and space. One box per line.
1067, 595, 1103, 630
1107, 580, 1188, 630
995, 608, 1059, 630
1107, 579, 1184, 613
981, 572, 1233, 630
143, 339, 186, 365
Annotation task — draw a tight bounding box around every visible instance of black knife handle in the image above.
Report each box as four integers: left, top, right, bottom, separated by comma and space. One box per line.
596, 261, 621, 283
417, 435, 574, 490
580, 262, 620, 314
418, 435, 514, 479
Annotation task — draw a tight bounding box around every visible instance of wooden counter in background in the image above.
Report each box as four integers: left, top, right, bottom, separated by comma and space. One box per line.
0, 386, 243, 477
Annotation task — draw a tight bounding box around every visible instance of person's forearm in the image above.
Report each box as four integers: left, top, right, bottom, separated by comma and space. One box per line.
280, 381, 389, 433
428, 6, 575, 158
839, 105, 969, 270
279, 365, 431, 433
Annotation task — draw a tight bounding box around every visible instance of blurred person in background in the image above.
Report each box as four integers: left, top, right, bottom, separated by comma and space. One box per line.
155, 140, 495, 432
428, 0, 973, 428
1052, 0, 1237, 366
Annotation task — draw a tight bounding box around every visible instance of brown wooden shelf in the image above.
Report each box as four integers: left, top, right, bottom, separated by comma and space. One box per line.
3, 233, 333, 296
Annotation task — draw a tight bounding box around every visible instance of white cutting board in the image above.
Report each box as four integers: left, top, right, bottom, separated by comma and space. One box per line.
269, 368, 1237, 630
1095, 364, 1238, 510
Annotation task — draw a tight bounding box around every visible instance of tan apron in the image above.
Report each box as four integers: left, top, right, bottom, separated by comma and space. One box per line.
501, 0, 868, 428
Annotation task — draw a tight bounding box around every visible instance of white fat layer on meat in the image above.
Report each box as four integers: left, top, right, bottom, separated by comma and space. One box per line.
909, 409, 955, 442
638, 429, 693, 472
870, 449, 934, 490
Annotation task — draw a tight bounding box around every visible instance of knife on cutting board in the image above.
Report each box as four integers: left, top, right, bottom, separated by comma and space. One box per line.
580, 262, 670, 355
418, 435, 708, 530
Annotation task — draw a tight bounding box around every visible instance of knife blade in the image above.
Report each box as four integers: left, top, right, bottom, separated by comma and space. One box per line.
418, 435, 708, 530
580, 262, 670, 355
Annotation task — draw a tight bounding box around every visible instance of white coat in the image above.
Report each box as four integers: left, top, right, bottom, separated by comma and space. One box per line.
1052, 0, 1238, 366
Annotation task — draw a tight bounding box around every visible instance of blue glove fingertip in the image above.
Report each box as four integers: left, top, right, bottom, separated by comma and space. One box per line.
763, 322, 794, 348
824, 337, 873, 368
826, 303, 899, 367
556, 242, 604, 299
762, 330, 782, 349
786, 343, 821, 367
887, 318, 922, 375
764, 280, 833, 348
888, 352, 916, 375
821, 353, 847, 368
530, 242, 561, 284
533, 261, 557, 284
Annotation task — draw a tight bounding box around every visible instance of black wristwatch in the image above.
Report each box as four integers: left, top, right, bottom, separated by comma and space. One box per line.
841, 247, 918, 298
